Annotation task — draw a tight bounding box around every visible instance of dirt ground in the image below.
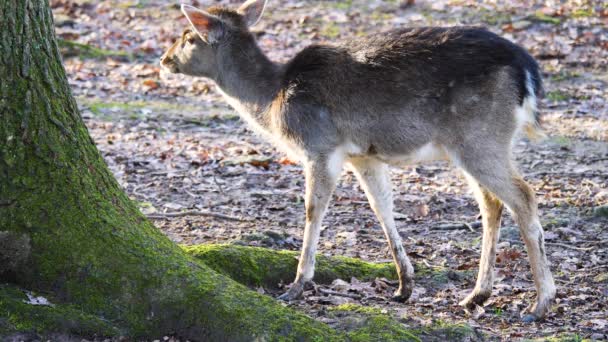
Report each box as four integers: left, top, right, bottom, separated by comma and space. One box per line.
51, 0, 607, 340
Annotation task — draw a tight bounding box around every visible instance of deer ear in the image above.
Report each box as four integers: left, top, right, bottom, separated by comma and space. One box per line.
237, 0, 267, 27
181, 4, 223, 43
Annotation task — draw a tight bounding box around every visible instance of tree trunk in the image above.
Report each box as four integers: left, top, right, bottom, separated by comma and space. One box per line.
0, 1, 340, 339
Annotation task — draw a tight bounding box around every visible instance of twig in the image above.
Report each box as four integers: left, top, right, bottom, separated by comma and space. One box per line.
527, 170, 607, 178
587, 239, 608, 247
545, 242, 594, 251
212, 173, 225, 195
574, 265, 608, 273
431, 221, 477, 233
184, 188, 199, 198
586, 157, 608, 163
422, 259, 444, 269
503, 238, 524, 246
147, 210, 249, 222
318, 288, 362, 299
148, 169, 188, 176
132, 182, 154, 200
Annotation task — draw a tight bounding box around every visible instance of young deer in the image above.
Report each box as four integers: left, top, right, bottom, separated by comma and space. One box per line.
160, 0, 556, 322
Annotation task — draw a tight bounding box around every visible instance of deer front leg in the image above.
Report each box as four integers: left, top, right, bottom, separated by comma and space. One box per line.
349, 158, 414, 302
278, 153, 343, 301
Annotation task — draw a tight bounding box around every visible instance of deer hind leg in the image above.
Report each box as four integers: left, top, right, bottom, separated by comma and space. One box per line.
455, 151, 556, 321
349, 157, 414, 302
460, 173, 504, 309
278, 152, 343, 301
508, 176, 556, 322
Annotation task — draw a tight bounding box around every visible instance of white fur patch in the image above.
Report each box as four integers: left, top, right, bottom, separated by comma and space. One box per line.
378, 142, 447, 166
217, 88, 305, 161
513, 70, 541, 141
327, 147, 347, 180
217, 89, 267, 134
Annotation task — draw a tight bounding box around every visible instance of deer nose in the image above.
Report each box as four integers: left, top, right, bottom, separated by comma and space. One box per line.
160, 55, 170, 65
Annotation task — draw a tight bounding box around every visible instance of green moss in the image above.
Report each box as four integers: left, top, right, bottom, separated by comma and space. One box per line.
331, 303, 385, 315
547, 90, 570, 102
571, 8, 594, 18
418, 320, 480, 342
478, 9, 512, 25
414, 262, 473, 288
57, 39, 133, 60
532, 12, 562, 24
193, 267, 345, 341
321, 23, 341, 38
551, 135, 572, 147
183, 244, 397, 288
329, 304, 419, 342
330, 304, 480, 342
83, 100, 171, 119
347, 315, 420, 342
370, 11, 393, 21
331, 0, 353, 10
593, 205, 608, 218
543, 217, 570, 228
525, 333, 588, 342
593, 273, 608, 283
0, 283, 120, 338
550, 71, 581, 82
79, 98, 236, 124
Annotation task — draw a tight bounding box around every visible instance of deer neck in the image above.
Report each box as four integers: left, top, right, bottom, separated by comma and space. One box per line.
214, 41, 282, 133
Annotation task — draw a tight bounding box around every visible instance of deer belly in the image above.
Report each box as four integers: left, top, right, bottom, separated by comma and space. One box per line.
375, 142, 447, 166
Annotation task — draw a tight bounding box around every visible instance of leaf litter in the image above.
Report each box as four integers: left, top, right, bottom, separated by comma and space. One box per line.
52, 0, 607, 340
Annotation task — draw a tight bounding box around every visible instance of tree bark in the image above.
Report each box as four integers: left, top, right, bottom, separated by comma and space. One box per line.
0, 1, 340, 339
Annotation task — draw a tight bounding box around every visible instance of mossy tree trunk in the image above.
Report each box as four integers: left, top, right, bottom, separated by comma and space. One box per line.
0, 1, 341, 339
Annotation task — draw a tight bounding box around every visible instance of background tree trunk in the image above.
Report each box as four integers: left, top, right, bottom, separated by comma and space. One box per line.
0, 1, 340, 339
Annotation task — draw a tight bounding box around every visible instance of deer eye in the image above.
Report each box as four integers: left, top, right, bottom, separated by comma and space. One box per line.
187, 36, 196, 44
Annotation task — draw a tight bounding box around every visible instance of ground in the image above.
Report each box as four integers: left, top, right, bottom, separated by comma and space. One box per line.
50, 0, 606, 340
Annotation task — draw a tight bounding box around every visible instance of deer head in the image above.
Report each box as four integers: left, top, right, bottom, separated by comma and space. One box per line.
160, 0, 268, 78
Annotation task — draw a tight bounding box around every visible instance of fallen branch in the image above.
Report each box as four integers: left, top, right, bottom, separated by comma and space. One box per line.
147, 210, 249, 222
318, 288, 362, 299
574, 264, 608, 273
431, 221, 479, 233
527, 170, 607, 178
545, 242, 595, 251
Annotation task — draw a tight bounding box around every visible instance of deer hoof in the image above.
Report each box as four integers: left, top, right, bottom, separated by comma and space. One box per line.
277, 282, 305, 302
521, 313, 539, 323
391, 286, 412, 303
459, 290, 491, 309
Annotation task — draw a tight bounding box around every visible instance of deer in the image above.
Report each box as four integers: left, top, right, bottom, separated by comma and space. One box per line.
160, 0, 556, 322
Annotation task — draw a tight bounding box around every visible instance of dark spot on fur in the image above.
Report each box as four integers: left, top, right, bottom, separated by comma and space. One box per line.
367, 144, 378, 155
537, 234, 546, 259
306, 204, 315, 221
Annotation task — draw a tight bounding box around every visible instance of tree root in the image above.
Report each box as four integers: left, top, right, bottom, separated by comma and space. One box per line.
182, 244, 398, 288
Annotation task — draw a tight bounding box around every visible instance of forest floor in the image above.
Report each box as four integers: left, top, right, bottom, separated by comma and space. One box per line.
51, 0, 607, 340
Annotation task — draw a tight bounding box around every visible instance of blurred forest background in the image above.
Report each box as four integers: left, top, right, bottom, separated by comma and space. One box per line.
50, 0, 606, 340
